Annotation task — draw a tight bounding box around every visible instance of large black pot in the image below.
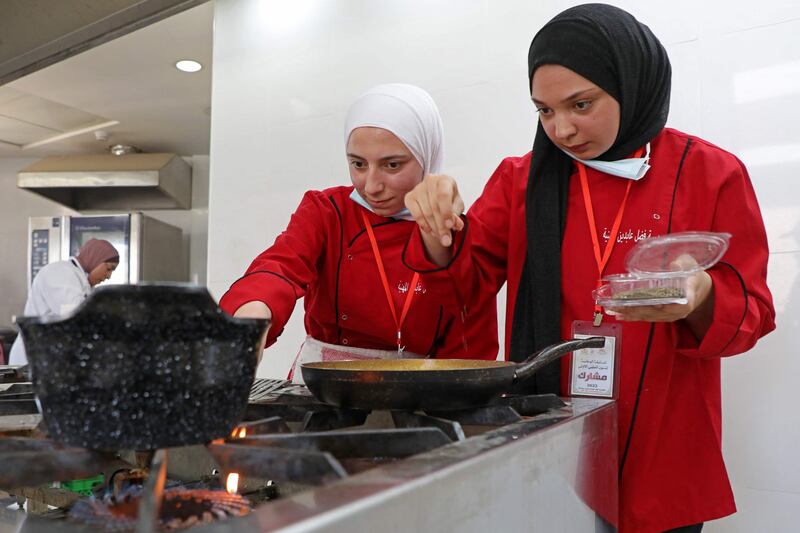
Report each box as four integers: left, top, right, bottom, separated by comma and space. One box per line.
16, 284, 267, 450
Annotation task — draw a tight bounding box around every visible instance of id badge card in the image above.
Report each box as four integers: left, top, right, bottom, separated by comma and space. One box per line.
569, 320, 622, 399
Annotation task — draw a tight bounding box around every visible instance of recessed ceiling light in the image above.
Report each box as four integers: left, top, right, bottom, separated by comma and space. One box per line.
175, 60, 202, 73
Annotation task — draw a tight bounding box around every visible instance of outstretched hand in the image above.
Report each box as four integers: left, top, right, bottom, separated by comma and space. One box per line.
405, 174, 465, 247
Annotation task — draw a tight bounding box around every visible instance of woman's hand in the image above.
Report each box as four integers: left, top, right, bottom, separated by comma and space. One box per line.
606, 270, 715, 339
405, 174, 465, 246
405, 174, 465, 266
234, 301, 272, 362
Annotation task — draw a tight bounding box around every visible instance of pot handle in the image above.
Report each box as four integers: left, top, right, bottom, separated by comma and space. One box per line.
513, 337, 606, 383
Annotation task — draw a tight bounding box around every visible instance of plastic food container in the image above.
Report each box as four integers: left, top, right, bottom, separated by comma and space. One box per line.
594, 273, 689, 306
593, 231, 731, 307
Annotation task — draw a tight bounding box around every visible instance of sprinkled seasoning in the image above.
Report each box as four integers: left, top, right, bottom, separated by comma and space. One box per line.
614, 287, 685, 300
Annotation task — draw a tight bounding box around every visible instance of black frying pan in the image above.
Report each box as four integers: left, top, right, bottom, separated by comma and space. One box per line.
301, 337, 605, 410
15, 284, 267, 450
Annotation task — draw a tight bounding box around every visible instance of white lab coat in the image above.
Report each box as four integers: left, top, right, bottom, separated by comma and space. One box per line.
8, 258, 91, 365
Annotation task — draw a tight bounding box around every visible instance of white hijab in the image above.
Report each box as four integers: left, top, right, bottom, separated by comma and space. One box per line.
344, 83, 444, 176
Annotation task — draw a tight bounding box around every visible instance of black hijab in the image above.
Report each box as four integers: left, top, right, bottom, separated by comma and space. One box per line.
509, 4, 671, 393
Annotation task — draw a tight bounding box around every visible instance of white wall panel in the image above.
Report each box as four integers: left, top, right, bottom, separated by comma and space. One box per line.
697, 0, 800, 35
717, 252, 799, 494
697, 20, 800, 254
709, 485, 800, 533
664, 41, 705, 136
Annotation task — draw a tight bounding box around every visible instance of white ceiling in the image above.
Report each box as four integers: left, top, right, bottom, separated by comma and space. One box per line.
0, 1, 213, 158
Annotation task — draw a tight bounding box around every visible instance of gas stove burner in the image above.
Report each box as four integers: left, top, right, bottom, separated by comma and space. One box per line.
248, 378, 312, 402
0, 365, 30, 384
68, 487, 251, 531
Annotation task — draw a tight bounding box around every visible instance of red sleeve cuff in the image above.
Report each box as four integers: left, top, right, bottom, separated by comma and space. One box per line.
402, 216, 468, 273
673, 265, 747, 358
218, 271, 298, 347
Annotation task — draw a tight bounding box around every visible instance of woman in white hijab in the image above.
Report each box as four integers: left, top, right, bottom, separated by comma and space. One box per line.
220, 84, 498, 382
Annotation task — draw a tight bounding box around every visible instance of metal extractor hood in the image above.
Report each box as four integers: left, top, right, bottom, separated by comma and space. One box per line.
17, 153, 192, 210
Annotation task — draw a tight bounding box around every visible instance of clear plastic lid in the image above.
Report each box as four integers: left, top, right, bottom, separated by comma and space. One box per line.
624, 231, 731, 278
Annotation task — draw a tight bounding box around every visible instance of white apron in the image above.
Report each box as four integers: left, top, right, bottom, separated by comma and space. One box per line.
288, 336, 426, 384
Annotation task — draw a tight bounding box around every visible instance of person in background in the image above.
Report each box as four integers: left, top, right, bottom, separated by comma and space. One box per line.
220, 83, 498, 382
9, 238, 119, 365
403, 4, 775, 532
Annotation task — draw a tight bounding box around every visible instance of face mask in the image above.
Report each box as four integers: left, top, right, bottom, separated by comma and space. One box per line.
561, 142, 651, 181
349, 189, 415, 221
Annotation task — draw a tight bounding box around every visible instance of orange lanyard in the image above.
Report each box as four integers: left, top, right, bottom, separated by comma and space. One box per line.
577, 148, 643, 325
361, 211, 420, 351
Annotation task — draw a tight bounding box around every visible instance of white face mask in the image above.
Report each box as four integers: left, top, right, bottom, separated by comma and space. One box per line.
349, 189, 415, 221
561, 142, 651, 181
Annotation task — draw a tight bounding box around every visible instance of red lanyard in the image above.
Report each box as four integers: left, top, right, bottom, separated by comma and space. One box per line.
361, 211, 420, 351
577, 148, 643, 325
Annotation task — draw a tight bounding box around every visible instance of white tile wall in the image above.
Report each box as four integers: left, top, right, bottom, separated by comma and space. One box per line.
696, 19, 800, 254
696, 0, 800, 36
208, 1, 798, 528
138, 156, 210, 286
664, 40, 705, 136
188, 155, 210, 286
0, 158, 74, 330
713, 487, 800, 533
726, 252, 800, 471
707, 251, 800, 533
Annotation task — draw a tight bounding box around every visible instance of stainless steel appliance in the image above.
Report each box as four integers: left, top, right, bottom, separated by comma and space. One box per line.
27, 213, 186, 287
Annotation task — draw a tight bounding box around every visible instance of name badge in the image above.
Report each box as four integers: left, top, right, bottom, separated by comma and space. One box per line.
569, 320, 622, 399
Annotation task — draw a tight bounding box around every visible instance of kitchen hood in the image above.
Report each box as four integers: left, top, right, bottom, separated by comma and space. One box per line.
17, 153, 192, 210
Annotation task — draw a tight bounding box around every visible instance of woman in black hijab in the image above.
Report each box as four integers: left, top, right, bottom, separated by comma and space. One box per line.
404, 4, 775, 532
513, 3, 672, 386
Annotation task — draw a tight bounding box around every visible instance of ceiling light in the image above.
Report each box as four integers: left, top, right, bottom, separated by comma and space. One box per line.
175, 60, 202, 73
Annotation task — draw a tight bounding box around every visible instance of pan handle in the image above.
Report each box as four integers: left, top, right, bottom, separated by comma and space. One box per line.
513, 337, 606, 383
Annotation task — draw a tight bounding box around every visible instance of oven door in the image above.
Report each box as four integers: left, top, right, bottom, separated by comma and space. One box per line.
65, 214, 131, 284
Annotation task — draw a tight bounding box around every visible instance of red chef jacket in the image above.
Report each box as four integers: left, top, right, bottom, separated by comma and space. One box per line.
405, 128, 776, 532
220, 185, 498, 360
